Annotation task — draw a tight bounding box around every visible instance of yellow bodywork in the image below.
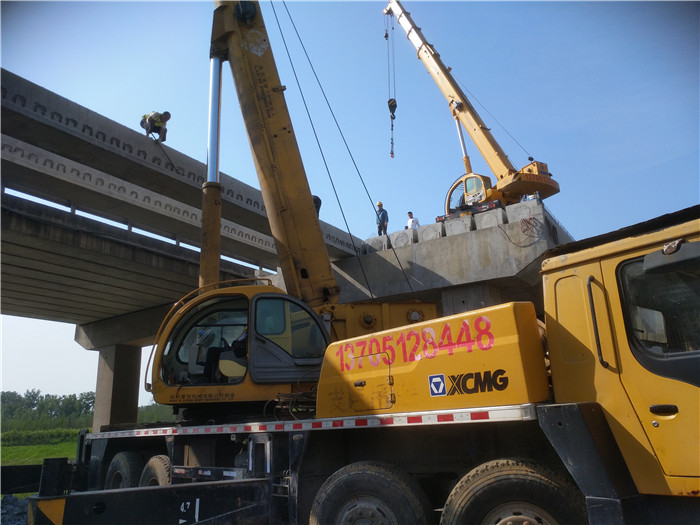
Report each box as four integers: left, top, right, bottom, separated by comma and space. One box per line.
317, 302, 550, 418
149, 283, 437, 407
542, 217, 700, 496
316, 301, 437, 342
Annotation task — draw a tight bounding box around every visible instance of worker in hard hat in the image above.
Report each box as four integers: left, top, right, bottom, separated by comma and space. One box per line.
140, 111, 171, 143
376, 201, 389, 236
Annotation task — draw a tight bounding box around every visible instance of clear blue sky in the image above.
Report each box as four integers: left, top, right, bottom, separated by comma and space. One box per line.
2, 1, 698, 404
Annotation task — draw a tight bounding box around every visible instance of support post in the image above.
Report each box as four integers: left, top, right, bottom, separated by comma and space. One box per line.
92, 344, 141, 431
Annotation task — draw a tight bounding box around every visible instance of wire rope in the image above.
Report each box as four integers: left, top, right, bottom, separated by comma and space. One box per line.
457, 80, 533, 160
385, 12, 397, 158
273, 1, 415, 295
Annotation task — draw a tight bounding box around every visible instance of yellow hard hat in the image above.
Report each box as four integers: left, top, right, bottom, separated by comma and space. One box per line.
377, 201, 383, 206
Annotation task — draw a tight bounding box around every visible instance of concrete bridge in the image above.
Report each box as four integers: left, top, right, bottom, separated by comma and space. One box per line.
1, 69, 572, 429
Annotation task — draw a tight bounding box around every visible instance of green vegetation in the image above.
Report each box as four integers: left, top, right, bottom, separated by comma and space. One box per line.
2, 390, 175, 430
137, 402, 177, 423
2, 428, 83, 446
0, 389, 177, 504
2, 441, 78, 466
2, 390, 94, 432
1, 391, 89, 469
1, 390, 176, 468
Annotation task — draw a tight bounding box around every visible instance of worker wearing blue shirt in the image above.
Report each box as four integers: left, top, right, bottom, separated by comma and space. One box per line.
376, 201, 389, 236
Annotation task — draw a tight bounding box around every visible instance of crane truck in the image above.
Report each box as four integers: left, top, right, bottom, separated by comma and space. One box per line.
27, 2, 699, 524
383, 0, 560, 221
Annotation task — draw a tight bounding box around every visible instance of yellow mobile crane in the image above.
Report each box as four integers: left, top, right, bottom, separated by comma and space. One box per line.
147, 0, 435, 415
27, 3, 698, 524
383, 0, 560, 219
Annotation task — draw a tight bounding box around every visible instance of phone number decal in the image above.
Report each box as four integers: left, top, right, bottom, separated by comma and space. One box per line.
335, 316, 494, 372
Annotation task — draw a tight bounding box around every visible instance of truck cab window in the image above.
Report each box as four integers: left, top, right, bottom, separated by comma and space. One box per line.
619, 245, 700, 386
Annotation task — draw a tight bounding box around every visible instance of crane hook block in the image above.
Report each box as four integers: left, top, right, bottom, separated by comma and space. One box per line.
388, 98, 397, 120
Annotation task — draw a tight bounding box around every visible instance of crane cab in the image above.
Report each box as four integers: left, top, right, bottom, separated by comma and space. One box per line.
443, 172, 504, 217
149, 285, 329, 415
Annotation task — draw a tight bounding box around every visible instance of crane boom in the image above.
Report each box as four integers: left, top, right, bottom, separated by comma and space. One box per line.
211, 1, 339, 307
146, 1, 436, 412
384, 0, 559, 208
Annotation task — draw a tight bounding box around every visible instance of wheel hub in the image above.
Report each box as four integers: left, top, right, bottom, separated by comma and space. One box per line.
337, 496, 399, 525
482, 501, 559, 525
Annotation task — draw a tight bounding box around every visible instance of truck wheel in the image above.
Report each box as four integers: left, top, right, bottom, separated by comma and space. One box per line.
310, 461, 433, 525
138, 455, 172, 486
104, 451, 145, 489
440, 459, 586, 525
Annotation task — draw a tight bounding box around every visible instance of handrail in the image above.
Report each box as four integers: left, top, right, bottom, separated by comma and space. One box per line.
586, 275, 609, 369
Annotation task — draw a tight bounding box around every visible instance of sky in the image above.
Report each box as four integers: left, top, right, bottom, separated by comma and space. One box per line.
1, 1, 698, 406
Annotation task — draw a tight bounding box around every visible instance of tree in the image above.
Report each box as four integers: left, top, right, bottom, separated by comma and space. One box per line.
1, 391, 24, 419
1, 390, 96, 431
78, 392, 95, 415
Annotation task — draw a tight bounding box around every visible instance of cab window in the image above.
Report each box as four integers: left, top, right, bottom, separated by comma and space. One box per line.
255, 297, 326, 359
465, 176, 483, 195
160, 296, 249, 385
620, 256, 700, 355
618, 245, 700, 386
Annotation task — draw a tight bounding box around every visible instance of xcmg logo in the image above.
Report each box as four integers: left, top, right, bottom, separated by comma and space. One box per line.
428, 374, 447, 396
429, 370, 509, 397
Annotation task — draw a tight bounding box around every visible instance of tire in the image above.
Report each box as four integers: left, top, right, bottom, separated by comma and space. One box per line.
440, 458, 587, 525
138, 455, 172, 486
310, 461, 434, 525
104, 451, 145, 489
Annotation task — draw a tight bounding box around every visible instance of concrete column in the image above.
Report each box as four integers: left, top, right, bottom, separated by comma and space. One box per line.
92, 344, 141, 431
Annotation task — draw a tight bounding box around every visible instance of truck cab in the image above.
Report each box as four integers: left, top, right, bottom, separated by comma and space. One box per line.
542, 206, 700, 497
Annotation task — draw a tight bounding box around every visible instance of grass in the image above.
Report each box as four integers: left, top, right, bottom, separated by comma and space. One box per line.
1, 441, 78, 466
